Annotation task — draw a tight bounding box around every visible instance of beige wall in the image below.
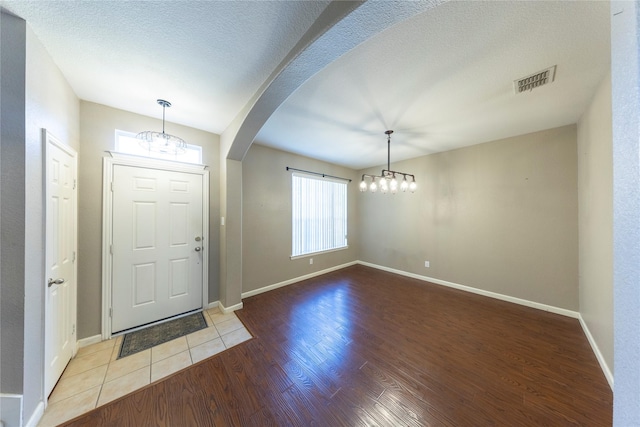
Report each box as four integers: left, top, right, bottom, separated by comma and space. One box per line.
358, 125, 579, 311
78, 102, 220, 338
24, 25, 81, 416
242, 144, 359, 294
577, 73, 613, 376
0, 14, 81, 421
1, 11, 27, 402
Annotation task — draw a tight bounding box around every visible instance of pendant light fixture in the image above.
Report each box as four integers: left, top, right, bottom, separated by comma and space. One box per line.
359, 130, 416, 194
136, 99, 187, 155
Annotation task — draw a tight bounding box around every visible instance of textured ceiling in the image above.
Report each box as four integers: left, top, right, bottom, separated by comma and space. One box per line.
1, 1, 610, 170
0, 0, 329, 134
256, 0, 611, 169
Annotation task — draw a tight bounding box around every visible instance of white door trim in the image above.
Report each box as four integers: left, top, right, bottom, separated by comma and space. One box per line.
101, 152, 209, 340
43, 129, 78, 404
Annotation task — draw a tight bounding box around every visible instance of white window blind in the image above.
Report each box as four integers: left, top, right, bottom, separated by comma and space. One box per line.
291, 173, 348, 258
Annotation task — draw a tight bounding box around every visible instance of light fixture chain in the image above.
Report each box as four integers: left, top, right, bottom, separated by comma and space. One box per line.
162, 102, 166, 134
387, 133, 391, 173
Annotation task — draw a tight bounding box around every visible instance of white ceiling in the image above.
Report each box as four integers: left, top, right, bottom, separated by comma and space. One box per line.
0, 0, 329, 132
1, 1, 610, 170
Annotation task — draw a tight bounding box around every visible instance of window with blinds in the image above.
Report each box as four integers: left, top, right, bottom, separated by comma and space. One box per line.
291, 173, 348, 258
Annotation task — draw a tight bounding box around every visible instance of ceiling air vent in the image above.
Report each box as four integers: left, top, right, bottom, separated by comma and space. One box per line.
514, 66, 556, 94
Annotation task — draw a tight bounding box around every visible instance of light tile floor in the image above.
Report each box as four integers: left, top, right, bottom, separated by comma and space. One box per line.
38, 307, 252, 427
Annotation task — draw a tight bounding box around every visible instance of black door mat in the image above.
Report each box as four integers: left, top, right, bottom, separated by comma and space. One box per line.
118, 312, 207, 359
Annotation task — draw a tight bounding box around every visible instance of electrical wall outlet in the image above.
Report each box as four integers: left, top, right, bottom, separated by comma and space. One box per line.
310, 258, 314, 265
424, 261, 430, 268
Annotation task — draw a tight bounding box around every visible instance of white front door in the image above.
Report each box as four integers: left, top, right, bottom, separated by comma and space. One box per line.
44, 131, 77, 397
111, 165, 204, 333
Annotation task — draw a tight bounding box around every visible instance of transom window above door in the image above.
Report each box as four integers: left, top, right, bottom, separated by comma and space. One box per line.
115, 130, 203, 164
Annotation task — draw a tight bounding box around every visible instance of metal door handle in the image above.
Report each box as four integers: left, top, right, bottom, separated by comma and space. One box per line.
195, 247, 202, 252
48, 278, 65, 287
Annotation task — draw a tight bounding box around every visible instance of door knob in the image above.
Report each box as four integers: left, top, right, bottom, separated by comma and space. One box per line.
195, 247, 202, 252
48, 278, 65, 287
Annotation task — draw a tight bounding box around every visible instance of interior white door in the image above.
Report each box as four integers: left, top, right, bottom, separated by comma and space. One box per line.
44, 131, 77, 397
111, 165, 204, 333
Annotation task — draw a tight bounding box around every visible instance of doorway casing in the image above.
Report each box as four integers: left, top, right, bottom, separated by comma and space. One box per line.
43, 129, 78, 402
101, 152, 210, 340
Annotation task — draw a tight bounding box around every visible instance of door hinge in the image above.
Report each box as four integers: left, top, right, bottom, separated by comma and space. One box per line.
109, 308, 112, 318
110, 244, 113, 255
72, 324, 76, 334
73, 179, 77, 190
72, 251, 76, 262
110, 182, 114, 192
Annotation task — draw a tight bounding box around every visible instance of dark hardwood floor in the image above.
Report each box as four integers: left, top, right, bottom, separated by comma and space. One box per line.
63, 265, 612, 426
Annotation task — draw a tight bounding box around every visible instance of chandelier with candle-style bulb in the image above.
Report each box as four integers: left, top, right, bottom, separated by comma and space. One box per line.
359, 130, 416, 194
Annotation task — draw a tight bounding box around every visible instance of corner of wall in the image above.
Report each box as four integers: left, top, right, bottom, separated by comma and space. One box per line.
576, 70, 614, 383
611, 1, 640, 423
578, 315, 614, 389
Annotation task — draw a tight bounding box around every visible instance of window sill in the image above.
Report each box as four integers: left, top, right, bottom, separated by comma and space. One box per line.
290, 245, 349, 260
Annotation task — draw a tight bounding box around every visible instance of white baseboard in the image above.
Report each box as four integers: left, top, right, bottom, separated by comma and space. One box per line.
241, 261, 358, 299
24, 401, 44, 427
578, 315, 614, 390
358, 261, 580, 319
219, 301, 243, 314
76, 334, 102, 353
0, 394, 23, 426
205, 301, 219, 310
